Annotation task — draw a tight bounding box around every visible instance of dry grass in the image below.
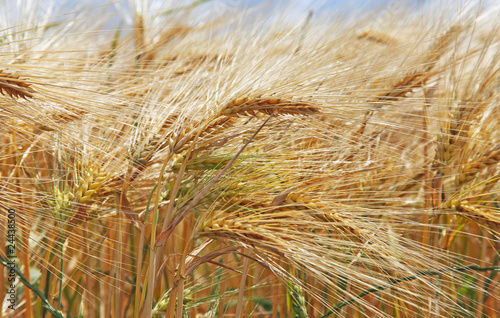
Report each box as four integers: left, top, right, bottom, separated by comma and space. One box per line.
1, 0, 500, 317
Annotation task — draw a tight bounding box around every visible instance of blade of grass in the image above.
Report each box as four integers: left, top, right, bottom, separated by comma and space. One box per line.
0, 256, 64, 318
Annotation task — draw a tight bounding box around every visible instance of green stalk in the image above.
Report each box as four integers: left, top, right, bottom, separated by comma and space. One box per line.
0, 257, 64, 318
57, 235, 64, 311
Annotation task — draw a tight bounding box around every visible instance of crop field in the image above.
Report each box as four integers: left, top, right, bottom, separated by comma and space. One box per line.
1, 0, 500, 317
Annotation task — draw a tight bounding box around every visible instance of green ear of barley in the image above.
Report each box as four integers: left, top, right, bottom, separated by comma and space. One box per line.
287, 281, 308, 318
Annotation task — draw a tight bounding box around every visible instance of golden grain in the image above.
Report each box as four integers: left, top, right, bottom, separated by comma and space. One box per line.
0, 70, 35, 99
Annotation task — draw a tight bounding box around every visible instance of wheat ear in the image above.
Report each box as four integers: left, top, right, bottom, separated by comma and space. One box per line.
172, 117, 236, 154
0, 70, 35, 99
448, 199, 500, 230
222, 96, 320, 117
74, 164, 109, 204
456, 145, 500, 185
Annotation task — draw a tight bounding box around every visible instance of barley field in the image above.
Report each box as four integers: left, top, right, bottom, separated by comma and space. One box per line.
1, 0, 500, 317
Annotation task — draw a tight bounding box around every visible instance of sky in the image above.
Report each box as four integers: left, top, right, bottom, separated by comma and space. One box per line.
3, 0, 489, 36
53, 0, 433, 19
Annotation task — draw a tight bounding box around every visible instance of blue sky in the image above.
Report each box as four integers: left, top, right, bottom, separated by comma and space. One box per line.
54, 0, 431, 17
5, 0, 486, 34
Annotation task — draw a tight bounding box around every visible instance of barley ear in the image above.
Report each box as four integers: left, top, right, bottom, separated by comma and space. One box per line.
0, 70, 36, 99
222, 96, 320, 117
